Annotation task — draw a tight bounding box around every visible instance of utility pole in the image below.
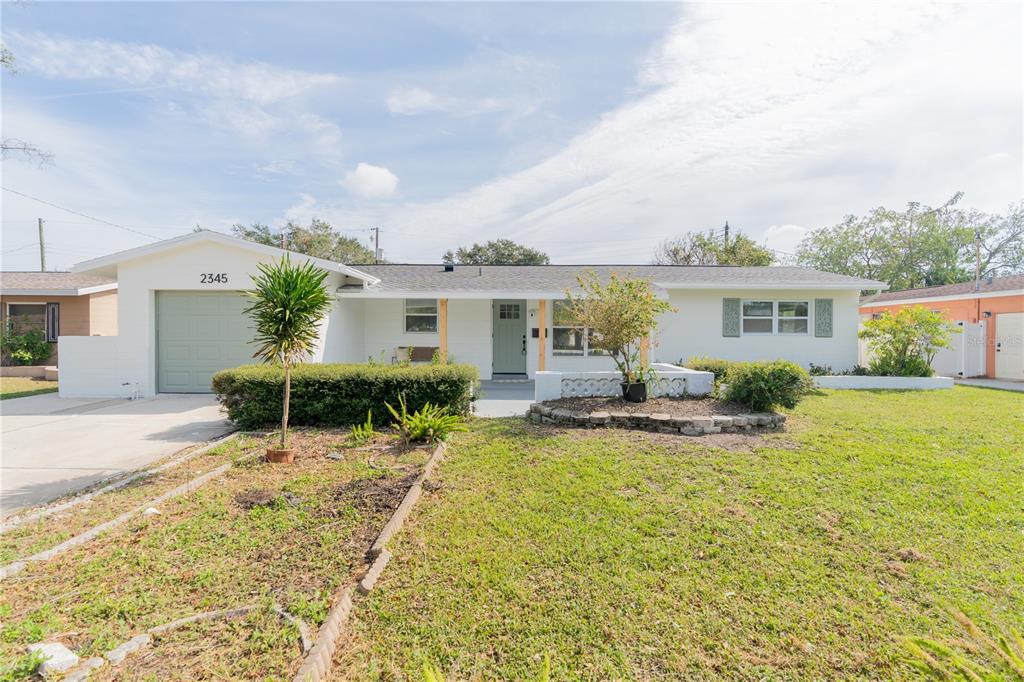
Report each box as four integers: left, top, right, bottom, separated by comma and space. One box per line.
974, 227, 982, 291
723, 221, 730, 249
37, 218, 46, 272
372, 227, 380, 264
280, 228, 286, 250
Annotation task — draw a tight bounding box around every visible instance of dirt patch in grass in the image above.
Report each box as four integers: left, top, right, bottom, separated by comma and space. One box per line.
336, 471, 419, 515
544, 395, 749, 416
0, 429, 428, 679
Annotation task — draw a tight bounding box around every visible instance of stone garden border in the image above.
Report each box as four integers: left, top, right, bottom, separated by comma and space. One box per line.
0, 433, 247, 581
527, 403, 785, 435
291, 440, 448, 682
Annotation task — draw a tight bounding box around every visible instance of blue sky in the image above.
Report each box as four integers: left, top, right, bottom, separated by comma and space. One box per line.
2, 1, 1021, 269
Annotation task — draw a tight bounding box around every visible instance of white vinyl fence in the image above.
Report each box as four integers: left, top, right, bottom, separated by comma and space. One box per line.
859, 319, 986, 378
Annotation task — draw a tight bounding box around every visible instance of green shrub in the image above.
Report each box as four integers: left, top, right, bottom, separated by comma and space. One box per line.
386, 394, 468, 444
683, 356, 735, 379
212, 363, 479, 430
0, 327, 51, 366
722, 360, 813, 411
859, 306, 959, 377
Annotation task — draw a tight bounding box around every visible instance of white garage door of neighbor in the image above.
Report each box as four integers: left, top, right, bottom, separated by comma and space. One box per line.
995, 312, 1024, 381
156, 291, 255, 393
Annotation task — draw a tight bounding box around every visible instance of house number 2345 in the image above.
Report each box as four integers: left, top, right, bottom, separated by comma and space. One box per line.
200, 273, 228, 284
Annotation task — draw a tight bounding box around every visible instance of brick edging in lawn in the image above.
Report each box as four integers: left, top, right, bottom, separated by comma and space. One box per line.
1, 430, 239, 532
526, 403, 786, 435
291, 440, 448, 682
0, 433, 245, 581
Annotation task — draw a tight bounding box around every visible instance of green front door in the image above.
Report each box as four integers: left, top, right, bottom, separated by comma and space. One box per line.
156, 291, 254, 393
492, 299, 527, 374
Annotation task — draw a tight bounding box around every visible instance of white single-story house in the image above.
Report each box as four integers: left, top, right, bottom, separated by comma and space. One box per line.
59, 230, 886, 398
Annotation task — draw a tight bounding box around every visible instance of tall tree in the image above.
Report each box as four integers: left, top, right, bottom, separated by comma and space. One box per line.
1, 43, 52, 163
442, 239, 549, 265
652, 230, 774, 266
795, 195, 1023, 290
232, 218, 376, 263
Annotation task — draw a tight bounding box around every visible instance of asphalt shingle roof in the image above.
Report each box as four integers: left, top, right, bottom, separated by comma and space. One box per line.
345, 264, 885, 293
862, 274, 1024, 304
0, 271, 117, 293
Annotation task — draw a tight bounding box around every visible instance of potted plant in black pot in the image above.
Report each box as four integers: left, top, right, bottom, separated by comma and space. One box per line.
564, 271, 674, 403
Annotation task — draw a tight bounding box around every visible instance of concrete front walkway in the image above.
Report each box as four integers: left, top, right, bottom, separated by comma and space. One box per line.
474, 380, 534, 418
955, 378, 1024, 393
1, 394, 231, 515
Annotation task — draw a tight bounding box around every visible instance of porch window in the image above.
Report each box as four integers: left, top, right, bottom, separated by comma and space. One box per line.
7, 303, 47, 335
552, 300, 605, 356
404, 299, 438, 333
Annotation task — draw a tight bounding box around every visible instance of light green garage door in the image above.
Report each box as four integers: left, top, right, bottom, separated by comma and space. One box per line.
156, 291, 254, 393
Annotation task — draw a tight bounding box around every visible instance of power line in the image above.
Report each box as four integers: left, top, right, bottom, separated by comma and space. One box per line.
0, 187, 160, 239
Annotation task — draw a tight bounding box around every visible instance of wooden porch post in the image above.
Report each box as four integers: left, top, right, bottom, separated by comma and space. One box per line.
640, 336, 650, 367
438, 298, 448, 363
537, 299, 547, 371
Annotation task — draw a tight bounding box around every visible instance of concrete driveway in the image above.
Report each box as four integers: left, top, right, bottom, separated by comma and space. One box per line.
1, 394, 231, 516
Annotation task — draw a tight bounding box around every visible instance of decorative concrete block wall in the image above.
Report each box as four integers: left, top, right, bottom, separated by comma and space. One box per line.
535, 363, 714, 402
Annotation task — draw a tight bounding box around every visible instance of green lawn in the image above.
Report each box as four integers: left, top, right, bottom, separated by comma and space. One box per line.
339, 387, 1024, 680
0, 376, 57, 400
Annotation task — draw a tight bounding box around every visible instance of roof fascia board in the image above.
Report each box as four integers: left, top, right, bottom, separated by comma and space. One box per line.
1, 283, 118, 297
653, 281, 887, 291
860, 289, 1024, 307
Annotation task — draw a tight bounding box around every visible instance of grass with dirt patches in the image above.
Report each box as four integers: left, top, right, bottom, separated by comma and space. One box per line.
0, 436, 258, 564
0, 376, 57, 400
0, 429, 429, 680
338, 387, 1024, 681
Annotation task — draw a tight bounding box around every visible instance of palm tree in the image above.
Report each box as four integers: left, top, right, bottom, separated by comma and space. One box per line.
245, 256, 332, 453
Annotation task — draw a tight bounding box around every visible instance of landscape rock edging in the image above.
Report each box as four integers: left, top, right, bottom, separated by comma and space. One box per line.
527, 403, 785, 434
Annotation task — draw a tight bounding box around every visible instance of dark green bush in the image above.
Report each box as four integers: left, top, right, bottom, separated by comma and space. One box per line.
722, 360, 813, 411
683, 356, 735, 379
0, 327, 52, 366
212, 363, 479, 430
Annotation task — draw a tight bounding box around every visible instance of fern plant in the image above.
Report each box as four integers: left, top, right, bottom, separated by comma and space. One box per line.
349, 410, 375, 446
385, 393, 468, 443
903, 609, 1024, 681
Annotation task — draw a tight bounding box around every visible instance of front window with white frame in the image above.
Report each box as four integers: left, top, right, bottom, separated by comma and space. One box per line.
552, 300, 606, 356
403, 299, 438, 333
742, 300, 809, 335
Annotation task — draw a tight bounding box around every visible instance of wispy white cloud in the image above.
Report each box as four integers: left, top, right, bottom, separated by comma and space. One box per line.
9, 32, 341, 104
387, 86, 510, 117
294, 2, 1020, 263
341, 163, 399, 199
7, 32, 345, 155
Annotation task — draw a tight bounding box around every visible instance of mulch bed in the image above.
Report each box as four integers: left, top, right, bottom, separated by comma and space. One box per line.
544, 395, 748, 417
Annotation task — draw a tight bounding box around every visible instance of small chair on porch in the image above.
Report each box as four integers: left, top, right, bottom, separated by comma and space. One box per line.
392, 346, 439, 364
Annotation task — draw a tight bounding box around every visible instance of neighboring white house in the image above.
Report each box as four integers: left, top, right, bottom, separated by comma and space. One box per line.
59, 230, 886, 398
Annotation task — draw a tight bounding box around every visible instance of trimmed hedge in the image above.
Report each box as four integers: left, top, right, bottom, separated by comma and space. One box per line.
722, 360, 813, 411
683, 356, 736, 380
212, 363, 479, 430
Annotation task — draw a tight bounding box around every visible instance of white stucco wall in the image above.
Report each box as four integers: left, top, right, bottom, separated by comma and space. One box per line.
324, 298, 365, 363
655, 288, 862, 370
